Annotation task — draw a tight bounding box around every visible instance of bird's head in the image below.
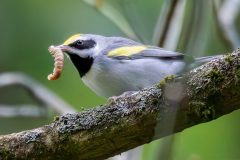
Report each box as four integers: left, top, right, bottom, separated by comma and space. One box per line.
59, 34, 106, 58
57, 34, 106, 77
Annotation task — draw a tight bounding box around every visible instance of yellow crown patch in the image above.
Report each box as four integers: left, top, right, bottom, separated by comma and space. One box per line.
63, 34, 81, 45
108, 46, 147, 57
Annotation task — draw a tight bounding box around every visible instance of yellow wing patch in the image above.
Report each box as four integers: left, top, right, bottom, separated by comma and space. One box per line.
63, 34, 81, 45
108, 46, 147, 57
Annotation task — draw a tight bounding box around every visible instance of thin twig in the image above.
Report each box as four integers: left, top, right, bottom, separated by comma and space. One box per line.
0, 105, 47, 117
0, 73, 76, 114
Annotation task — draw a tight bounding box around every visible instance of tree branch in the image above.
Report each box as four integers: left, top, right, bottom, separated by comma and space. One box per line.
1, 49, 240, 160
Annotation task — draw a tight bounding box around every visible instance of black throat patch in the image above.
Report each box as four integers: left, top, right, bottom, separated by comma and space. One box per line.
68, 53, 94, 77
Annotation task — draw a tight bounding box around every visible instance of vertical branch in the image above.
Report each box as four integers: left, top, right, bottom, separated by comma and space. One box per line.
158, 0, 179, 47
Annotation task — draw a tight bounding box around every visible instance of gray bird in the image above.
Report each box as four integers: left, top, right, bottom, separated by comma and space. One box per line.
54, 34, 220, 98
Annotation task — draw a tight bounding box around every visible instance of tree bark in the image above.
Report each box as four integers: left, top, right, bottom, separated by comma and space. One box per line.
1, 49, 240, 160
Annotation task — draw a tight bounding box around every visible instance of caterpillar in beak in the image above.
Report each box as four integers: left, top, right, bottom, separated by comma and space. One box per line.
47, 45, 64, 80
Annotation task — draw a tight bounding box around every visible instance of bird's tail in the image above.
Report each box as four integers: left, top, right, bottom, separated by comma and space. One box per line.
186, 55, 222, 70
194, 55, 223, 66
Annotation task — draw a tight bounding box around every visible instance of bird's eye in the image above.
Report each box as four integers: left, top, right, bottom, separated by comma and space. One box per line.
76, 40, 83, 46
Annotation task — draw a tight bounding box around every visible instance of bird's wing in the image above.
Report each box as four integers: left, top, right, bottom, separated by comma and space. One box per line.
107, 45, 185, 60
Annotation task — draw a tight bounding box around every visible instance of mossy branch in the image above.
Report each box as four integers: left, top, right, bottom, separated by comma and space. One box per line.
1, 49, 240, 160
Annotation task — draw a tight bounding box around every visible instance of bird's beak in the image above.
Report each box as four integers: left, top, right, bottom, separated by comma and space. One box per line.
54, 45, 72, 58
57, 45, 68, 52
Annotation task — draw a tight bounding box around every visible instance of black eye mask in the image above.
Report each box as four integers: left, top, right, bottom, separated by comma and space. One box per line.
69, 39, 96, 50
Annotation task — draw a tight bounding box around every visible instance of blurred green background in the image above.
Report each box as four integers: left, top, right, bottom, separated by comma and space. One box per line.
0, 0, 240, 160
